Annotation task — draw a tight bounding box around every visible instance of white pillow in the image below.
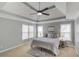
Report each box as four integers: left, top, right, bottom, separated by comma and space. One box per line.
48, 33, 54, 38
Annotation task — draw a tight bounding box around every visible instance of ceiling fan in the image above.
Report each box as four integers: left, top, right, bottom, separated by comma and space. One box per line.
23, 2, 56, 16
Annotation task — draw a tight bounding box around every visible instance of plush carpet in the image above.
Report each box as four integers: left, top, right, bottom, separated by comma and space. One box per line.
27, 47, 55, 57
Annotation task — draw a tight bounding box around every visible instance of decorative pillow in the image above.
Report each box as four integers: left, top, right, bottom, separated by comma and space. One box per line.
48, 33, 54, 38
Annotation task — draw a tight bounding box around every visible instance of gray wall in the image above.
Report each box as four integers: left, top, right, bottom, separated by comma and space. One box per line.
75, 16, 79, 55
0, 18, 36, 51
43, 20, 75, 45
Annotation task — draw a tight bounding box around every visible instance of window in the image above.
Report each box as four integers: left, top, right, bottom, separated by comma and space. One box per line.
60, 24, 71, 41
38, 26, 43, 37
29, 25, 35, 38
22, 24, 35, 40
22, 24, 28, 40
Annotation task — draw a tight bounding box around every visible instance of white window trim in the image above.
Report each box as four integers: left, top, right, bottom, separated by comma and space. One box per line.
22, 24, 35, 40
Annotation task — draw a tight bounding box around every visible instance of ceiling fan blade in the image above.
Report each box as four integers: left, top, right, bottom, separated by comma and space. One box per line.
48, 5, 56, 9
22, 2, 38, 12
42, 13, 50, 16
41, 5, 56, 12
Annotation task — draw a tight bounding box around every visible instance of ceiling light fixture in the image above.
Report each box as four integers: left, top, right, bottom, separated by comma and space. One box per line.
37, 12, 42, 16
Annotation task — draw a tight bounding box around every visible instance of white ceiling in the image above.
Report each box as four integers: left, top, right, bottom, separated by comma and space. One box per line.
0, 2, 66, 21
1, 2, 79, 23
25, 2, 66, 15
66, 2, 79, 19
0, 2, 6, 9
27, 2, 55, 10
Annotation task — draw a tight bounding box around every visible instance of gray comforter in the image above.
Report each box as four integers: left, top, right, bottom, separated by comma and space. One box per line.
31, 37, 60, 56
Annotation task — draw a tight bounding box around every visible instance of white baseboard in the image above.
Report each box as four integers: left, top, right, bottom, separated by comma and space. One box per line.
0, 42, 25, 53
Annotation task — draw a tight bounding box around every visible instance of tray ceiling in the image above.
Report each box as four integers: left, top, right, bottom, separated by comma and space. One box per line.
1, 2, 66, 22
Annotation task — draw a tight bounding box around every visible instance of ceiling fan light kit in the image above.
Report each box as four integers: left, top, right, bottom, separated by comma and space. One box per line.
37, 12, 42, 16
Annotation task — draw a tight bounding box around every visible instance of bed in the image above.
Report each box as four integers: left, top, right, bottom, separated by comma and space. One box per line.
31, 37, 60, 56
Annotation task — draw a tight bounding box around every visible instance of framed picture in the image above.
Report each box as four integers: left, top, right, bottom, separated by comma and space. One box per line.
48, 26, 54, 31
